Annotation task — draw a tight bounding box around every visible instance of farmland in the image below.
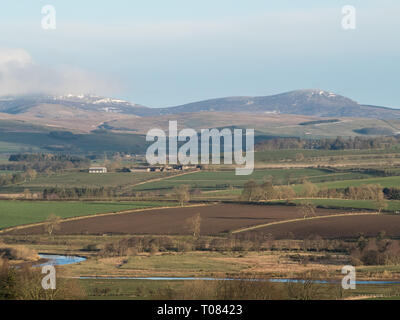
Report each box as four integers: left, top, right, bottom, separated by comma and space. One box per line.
0, 171, 175, 193
3, 148, 400, 300
133, 168, 375, 191
289, 198, 400, 212
241, 213, 400, 240
254, 147, 400, 163
5, 203, 349, 236
0, 200, 171, 230
315, 175, 400, 189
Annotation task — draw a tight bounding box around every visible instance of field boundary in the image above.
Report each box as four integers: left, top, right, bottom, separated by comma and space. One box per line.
0, 203, 213, 234
231, 211, 379, 234
130, 169, 200, 188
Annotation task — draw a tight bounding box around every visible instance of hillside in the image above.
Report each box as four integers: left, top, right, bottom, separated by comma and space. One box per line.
1, 90, 400, 121
0, 89, 400, 154
159, 89, 400, 119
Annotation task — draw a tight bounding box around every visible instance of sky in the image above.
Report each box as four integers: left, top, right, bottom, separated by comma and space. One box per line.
0, 0, 399, 108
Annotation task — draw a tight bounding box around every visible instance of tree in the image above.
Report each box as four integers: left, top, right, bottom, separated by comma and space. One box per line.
185, 213, 202, 237
241, 180, 261, 201
301, 181, 318, 198
376, 198, 388, 214
23, 189, 32, 199
25, 169, 37, 181
260, 180, 276, 200
0, 263, 85, 300
277, 186, 296, 201
297, 202, 316, 219
295, 153, 305, 162
174, 185, 190, 206
44, 214, 61, 236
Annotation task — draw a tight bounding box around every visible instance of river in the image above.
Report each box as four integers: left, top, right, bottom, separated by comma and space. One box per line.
41, 254, 400, 285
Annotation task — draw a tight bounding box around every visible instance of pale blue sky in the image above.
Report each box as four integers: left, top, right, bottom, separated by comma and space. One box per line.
0, 0, 399, 108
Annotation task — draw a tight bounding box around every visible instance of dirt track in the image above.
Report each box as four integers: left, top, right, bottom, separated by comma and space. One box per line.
6, 203, 347, 236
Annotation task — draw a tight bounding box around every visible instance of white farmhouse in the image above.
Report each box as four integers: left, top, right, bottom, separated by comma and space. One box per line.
89, 167, 107, 173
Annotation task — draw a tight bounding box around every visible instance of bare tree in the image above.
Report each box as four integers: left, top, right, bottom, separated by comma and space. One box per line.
174, 185, 190, 206
241, 180, 261, 201
376, 198, 388, 214
185, 213, 201, 237
300, 180, 318, 198
372, 186, 387, 214
295, 153, 305, 162
297, 202, 316, 219
44, 214, 61, 236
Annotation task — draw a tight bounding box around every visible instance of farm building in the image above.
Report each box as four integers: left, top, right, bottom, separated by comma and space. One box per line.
89, 167, 107, 173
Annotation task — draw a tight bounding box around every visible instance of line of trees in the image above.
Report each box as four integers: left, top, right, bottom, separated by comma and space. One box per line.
0, 169, 37, 186
3, 153, 91, 174
240, 179, 296, 201
240, 179, 388, 211
42, 187, 118, 199
256, 136, 399, 151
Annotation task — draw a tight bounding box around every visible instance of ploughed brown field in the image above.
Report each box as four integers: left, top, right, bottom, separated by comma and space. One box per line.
243, 214, 400, 239
7, 204, 347, 236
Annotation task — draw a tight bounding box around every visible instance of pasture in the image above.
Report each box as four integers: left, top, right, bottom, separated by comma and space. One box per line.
255, 148, 400, 163
0, 200, 171, 229
0, 171, 174, 193
133, 168, 373, 191
316, 175, 400, 189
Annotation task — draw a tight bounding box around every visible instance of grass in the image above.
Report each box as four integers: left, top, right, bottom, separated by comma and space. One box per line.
255, 148, 400, 163
23, 172, 172, 188
0, 171, 175, 193
79, 278, 183, 300
0, 170, 20, 175
316, 175, 400, 189
133, 168, 372, 191
0, 200, 172, 229
120, 252, 246, 273
4, 232, 400, 300
78, 278, 400, 300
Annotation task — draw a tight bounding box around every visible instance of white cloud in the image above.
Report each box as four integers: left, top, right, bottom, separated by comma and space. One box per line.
0, 48, 121, 96
0, 48, 32, 66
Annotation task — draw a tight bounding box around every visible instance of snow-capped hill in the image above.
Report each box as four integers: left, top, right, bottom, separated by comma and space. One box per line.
54, 94, 135, 106
159, 89, 400, 119
0, 93, 153, 116
92, 98, 129, 105
1, 90, 399, 119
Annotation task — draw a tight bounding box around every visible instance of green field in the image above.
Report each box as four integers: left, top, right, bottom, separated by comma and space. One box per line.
255, 148, 400, 163
0, 171, 173, 193
0, 200, 171, 229
0, 170, 19, 175
133, 168, 374, 191
315, 175, 400, 189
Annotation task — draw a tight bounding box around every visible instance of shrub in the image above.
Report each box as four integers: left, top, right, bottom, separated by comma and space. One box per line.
0, 245, 39, 261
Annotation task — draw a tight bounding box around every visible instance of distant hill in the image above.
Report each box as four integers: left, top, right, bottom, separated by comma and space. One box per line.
158, 89, 400, 119
0, 89, 400, 154
0, 94, 153, 117
1, 89, 400, 120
